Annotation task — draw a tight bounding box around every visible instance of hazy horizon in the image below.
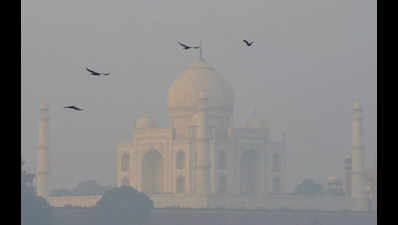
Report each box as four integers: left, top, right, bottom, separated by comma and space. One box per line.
22, 0, 376, 192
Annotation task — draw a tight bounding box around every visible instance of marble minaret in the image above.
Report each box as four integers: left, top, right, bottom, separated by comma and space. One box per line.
351, 101, 367, 210
195, 92, 211, 195
36, 104, 50, 198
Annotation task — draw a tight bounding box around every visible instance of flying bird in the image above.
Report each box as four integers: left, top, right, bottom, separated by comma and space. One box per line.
243, 40, 254, 46
64, 106, 83, 111
86, 67, 110, 76
178, 41, 199, 50
86, 67, 101, 76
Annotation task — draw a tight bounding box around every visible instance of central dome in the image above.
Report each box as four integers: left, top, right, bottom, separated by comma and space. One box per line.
167, 58, 235, 112
246, 109, 267, 129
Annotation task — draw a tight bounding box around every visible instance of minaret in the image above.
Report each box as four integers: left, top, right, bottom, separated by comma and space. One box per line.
195, 92, 211, 195
351, 101, 367, 210
36, 104, 50, 198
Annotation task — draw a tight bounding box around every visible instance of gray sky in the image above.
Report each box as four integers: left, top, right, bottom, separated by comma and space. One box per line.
22, 0, 377, 192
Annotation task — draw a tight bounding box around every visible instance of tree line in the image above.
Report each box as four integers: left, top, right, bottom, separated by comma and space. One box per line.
21, 160, 154, 225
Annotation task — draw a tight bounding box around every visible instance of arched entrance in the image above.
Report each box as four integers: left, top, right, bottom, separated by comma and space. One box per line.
121, 177, 129, 186
272, 153, 281, 172
217, 175, 227, 194
121, 153, 129, 172
240, 150, 258, 195
217, 150, 227, 170
176, 176, 185, 193
176, 151, 185, 170
272, 177, 281, 193
142, 149, 163, 193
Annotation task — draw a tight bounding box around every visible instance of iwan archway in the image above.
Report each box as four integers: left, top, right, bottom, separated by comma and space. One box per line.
142, 149, 163, 194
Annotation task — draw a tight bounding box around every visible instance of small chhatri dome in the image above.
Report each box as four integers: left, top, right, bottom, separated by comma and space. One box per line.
40, 104, 48, 111
353, 101, 361, 110
246, 108, 266, 129
167, 58, 235, 112
328, 176, 337, 182
135, 114, 158, 129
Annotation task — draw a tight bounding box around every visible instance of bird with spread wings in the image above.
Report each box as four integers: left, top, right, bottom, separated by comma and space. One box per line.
243, 40, 254, 47
178, 41, 200, 50
86, 67, 110, 76
64, 106, 84, 111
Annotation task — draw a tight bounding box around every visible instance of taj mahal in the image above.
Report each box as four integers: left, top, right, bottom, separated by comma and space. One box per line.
115, 56, 286, 208
35, 55, 376, 211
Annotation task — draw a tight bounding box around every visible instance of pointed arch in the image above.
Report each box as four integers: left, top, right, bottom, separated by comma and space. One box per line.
217, 175, 227, 194
217, 150, 227, 170
240, 150, 258, 195
142, 149, 163, 193
121, 177, 129, 186
176, 176, 185, 193
272, 153, 281, 172
176, 151, 185, 170
272, 177, 281, 193
121, 153, 129, 172
172, 128, 176, 140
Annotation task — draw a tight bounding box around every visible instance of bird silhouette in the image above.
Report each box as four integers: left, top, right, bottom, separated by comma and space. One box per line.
86, 67, 110, 76
178, 41, 199, 50
86, 67, 101, 76
64, 106, 83, 111
243, 40, 254, 46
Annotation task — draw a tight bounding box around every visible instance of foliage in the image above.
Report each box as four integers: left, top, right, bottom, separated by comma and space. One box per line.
293, 178, 323, 196
21, 159, 53, 225
21, 193, 53, 225
93, 186, 154, 225
21, 160, 35, 194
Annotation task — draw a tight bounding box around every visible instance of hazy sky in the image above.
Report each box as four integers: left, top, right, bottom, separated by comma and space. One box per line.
22, 0, 376, 191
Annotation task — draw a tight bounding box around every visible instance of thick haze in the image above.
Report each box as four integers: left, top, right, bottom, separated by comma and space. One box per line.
22, 0, 376, 191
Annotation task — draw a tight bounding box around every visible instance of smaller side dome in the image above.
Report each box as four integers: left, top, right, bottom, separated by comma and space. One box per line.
328, 176, 337, 183
246, 108, 266, 129
353, 101, 361, 110
40, 104, 48, 110
135, 114, 158, 129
